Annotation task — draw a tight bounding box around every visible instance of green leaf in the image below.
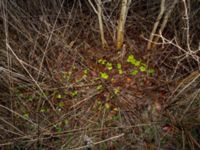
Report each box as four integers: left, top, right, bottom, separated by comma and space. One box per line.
148, 68, 155, 75
139, 66, 147, 72
112, 115, 120, 121
63, 71, 72, 80
117, 63, 122, 69
71, 91, 78, 97
63, 119, 69, 127
27, 95, 33, 101
58, 102, 65, 107
98, 58, 107, 65
40, 108, 47, 113
54, 125, 62, 132
134, 60, 141, 66
57, 127, 62, 132
127, 55, 142, 66
105, 103, 110, 110
114, 87, 120, 94
106, 62, 113, 70
96, 84, 103, 90
64, 119, 69, 126
56, 94, 62, 99
118, 69, 123, 74
100, 72, 109, 79
130, 70, 138, 75
23, 113, 29, 119
83, 69, 88, 75
127, 55, 135, 63
117, 63, 123, 74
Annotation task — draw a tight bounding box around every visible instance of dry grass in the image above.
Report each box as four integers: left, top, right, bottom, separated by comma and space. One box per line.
0, 0, 200, 149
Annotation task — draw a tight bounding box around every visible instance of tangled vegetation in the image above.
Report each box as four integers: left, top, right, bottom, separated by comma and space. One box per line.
0, 0, 200, 149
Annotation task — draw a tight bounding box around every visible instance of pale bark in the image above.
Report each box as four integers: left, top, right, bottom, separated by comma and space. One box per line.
147, 0, 166, 50
88, 0, 108, 49
116, 0, 131, 50
151, 0, 178, 49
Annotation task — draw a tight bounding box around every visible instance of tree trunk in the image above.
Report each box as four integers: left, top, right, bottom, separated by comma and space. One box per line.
116, 0, 131, 50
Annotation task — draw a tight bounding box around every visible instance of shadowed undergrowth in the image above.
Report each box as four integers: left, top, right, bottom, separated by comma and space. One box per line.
0, 0, 200, 149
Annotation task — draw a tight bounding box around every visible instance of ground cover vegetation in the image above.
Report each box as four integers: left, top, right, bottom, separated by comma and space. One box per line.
0, 0, 200, 149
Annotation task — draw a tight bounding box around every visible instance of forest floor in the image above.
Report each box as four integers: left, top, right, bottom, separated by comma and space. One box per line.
1, 1, 200, 150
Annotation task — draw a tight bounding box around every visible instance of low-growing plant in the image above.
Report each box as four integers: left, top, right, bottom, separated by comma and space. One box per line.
116, 63, 123, 74
62, 71, 72, 80
114, 87, 120, 94
98, 58, 107, 65
53, 124, 63, 133
105, 102, 111, 110
23, 113, 29, 119
40, 107, 48, 113
105, 62, 113, 70
99, 72, 109, 79
147, 68, 155, 75
112, 114, 120, 121
139, 65, 147, 72
127, 54, 155, 76
130, 70, 139, 76
127, 54, 141, 66
83, 69, 89, 75
96, 84, 103, 90
71, 90, 78, 97
56, 94, 62, 99
58, 101, 65, 108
